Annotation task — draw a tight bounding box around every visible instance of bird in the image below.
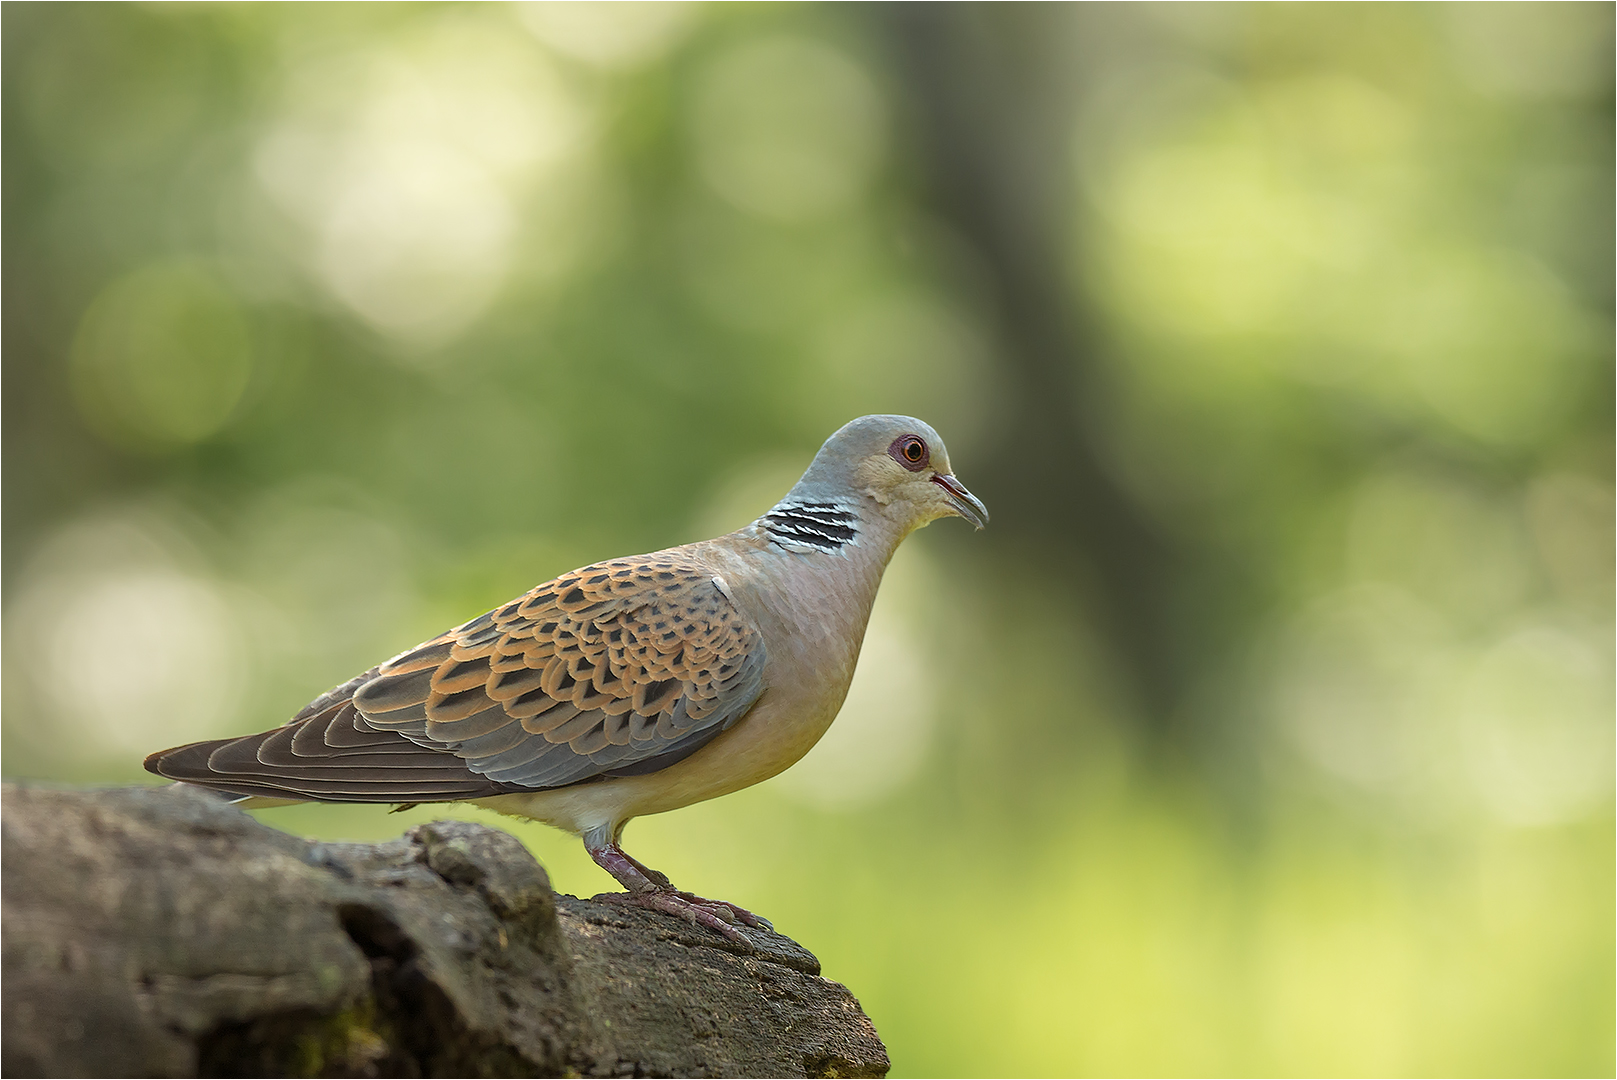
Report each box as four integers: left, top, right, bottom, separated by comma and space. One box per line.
146, 414, 987, 942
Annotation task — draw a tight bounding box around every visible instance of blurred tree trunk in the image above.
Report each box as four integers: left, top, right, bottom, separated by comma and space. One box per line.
876, 4, 1186, 726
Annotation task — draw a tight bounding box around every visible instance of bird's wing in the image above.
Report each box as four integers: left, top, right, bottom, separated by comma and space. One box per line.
145, 555, 768, 801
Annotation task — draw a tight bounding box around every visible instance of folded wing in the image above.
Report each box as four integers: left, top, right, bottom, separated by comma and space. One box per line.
145, 556, 768, 802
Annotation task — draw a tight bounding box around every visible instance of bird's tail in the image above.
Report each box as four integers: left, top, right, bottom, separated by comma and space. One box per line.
152, 780, 305, 809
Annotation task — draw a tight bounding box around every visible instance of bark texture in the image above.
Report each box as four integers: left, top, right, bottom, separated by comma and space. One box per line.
0, 783, 889, 1078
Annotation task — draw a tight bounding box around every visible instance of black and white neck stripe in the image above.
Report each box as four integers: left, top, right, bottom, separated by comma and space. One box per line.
758, 500, 859, 554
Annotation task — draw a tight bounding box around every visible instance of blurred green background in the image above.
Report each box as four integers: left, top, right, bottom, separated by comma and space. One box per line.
4, 3, 1612, 1075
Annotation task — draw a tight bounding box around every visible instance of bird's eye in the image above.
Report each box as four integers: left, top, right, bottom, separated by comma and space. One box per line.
888, 434, 930, 472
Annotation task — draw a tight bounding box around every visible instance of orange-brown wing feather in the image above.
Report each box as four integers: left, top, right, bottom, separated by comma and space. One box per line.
145, 554, 767, 801
356, 556, 767, 788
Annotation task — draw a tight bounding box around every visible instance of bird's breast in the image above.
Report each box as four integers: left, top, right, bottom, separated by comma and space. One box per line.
666, 545, 885, 794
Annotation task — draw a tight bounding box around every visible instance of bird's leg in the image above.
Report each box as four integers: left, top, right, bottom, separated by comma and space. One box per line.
614, 845, 775, 931
584, 832, 772, 943
587, 841, 665, 892
614, 844, 773, 930
617, 848, 673, 889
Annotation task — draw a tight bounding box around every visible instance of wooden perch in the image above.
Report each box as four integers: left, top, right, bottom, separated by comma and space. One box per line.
1, 783, 889, 1078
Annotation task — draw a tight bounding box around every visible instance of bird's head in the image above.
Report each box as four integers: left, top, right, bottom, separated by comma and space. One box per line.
796, 414, 988, 535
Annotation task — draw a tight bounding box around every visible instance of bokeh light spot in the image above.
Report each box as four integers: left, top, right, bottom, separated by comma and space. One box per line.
6, 514, 248, 759
1463, 624, 1614, 826
693, 37, 886, 222
516, 1, 697, 70
252, 19, 595, 351
70, 260, 253, 451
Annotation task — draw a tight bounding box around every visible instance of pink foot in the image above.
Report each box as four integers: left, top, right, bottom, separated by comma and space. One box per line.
586, 835, 774, 945
669, 889, 773, 932
593, 890, 763, 944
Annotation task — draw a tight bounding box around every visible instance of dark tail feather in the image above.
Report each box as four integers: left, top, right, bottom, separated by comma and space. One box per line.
143, 704, 522, 805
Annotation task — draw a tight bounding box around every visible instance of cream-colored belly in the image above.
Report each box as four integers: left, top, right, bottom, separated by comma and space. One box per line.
474, 666, 848, 836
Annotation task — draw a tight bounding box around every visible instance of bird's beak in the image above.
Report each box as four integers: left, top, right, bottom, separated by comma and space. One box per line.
930, 473, 989, 530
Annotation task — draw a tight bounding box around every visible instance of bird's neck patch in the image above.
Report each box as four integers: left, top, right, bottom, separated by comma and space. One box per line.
757, 499, 859, 554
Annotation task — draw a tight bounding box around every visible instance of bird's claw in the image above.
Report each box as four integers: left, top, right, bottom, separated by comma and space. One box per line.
670, 890, 773, 931
593, 889, 772, 944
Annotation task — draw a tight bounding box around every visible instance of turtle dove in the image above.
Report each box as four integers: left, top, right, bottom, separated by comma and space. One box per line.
146, 415, 987, 941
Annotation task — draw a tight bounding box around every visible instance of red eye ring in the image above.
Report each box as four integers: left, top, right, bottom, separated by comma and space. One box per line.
888, 435, 930, 472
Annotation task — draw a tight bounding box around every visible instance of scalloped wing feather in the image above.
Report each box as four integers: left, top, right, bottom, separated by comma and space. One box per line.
145, 554, 768, 802
355, 557, 767, 787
